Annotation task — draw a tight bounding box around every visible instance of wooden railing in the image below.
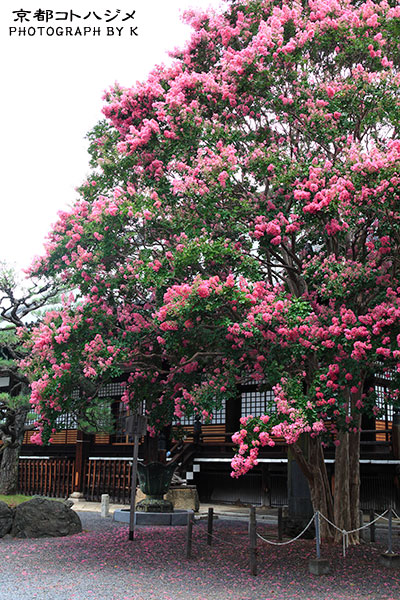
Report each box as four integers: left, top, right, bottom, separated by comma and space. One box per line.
16, 425, 396, 503
84, 458, 133, 503
18, 457, 75, 498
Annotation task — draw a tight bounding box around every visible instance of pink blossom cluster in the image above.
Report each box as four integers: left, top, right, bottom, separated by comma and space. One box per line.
22, 0, 400, 453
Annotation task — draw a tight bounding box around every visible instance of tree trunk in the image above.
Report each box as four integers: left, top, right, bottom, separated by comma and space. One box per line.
293, 431, 362, 544
333, 428, 361, 544
0, 404, 29, 495
292, 437, 335, 540
0, 444, 20, 495
333, 388, 362, 545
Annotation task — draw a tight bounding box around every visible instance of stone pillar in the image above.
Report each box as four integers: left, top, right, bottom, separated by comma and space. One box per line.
101, 494, 110, 518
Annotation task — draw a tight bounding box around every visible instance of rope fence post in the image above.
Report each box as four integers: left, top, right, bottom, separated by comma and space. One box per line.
315, 512, 321, 559
185, 511, 194, 559
309, 512, 330, 575
249, 506, 257, 576
278, 506, 283, 541
359, 510, 364, 542
207, 507, 214, 546
379, 506, 400, 568
370, 509, 376, 543
128, 433, 140, 541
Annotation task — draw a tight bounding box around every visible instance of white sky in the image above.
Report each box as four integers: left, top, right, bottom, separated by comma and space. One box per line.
0, 0, 224, 272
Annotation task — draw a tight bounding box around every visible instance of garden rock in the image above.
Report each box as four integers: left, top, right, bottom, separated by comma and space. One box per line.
11, 497, 82, 538
32, 495, 74, 509
0, 500, 13, 537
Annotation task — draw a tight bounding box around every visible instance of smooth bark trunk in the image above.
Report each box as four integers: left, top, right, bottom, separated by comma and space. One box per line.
334, 388, 362, 544
292, 437, 335, 540
334, 417, 361, 544
292, 428, 362, 543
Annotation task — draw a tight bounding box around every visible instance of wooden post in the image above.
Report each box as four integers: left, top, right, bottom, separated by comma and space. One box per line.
125, 413, 147, 542
128, 433, 140, 541
388, 507, 393, 554
185, 511, 194, 558
278, 506, 283, 541
249, 506, 257, 576
391, 410, 400, 459
359, 510, 364, 542
226, 391, 242, 435
370, 509, 376, 542
315, 512, 321, 559
207, 507, 214, 546
73, 430, 92, 494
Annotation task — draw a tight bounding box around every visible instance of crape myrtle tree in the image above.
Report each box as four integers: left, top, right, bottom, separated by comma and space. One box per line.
22, 0, 400, 542
0, 263, 61, 494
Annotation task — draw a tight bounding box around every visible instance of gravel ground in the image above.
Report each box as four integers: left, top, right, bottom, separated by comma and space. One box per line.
0, 511, 399, 600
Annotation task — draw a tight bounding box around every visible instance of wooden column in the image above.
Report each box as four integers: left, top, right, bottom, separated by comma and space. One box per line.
226, 390, 242, 436
392, 411, 400, 459
143, 433, 158, 463
73, 430, 92, 493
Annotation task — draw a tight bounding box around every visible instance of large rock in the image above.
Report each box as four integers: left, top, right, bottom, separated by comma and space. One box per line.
11, 498, 82, 538
0, 501, 13, 537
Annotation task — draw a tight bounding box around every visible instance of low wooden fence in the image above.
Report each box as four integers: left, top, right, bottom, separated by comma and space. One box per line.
18, 457, 75, 498
84, 458, 133, 504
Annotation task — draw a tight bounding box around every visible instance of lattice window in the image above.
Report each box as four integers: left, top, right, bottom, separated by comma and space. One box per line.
98, 382, 126, 397
241, 388, 275, 417
211, 402, 226, 424
173, 400, 226, 426
70, 382, 126, 400
375, 384, 394, 422
54, 412, 78, 429
113, 402, 129, 443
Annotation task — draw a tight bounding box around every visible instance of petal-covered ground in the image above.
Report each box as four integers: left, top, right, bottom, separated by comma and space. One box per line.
0, 513, 399, 600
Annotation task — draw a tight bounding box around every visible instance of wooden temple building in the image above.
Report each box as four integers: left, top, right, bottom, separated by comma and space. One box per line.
9, 376, 400, 511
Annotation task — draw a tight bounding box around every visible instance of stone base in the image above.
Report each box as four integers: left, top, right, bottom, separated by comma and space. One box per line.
113, 508, 192, 526
309, 558, 330, 575
134, 486, 199, 512
136, 498, 173, 513
68, 492, 85, 504
166, 486, 199, 512
379, 553, 400, 569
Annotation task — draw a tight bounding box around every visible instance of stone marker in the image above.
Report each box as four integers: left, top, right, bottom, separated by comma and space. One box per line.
11, 497, 82, 538
101, 494, 110, 518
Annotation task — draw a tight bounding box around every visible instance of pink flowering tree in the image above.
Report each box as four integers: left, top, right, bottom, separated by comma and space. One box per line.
23, 0, 400, 541
0, 263, 62, 494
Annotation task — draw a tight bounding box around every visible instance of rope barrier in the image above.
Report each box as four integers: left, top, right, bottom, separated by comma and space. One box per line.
346, 510, 389, 535
392, 508, 400, 520
318, 508, 391, 556
256, 514, 315, 546
377, 509, 400, 522
202, 506, 398, 562
317, 511, 342, 532
256, 508, 395, 556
